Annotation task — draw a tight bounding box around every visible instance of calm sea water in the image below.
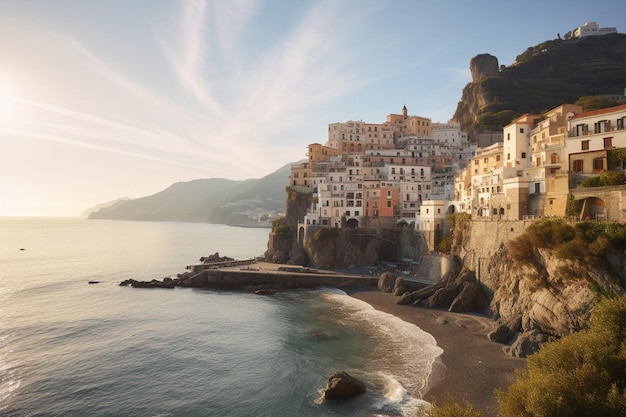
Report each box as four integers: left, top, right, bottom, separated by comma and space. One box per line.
0, 218, 441, 417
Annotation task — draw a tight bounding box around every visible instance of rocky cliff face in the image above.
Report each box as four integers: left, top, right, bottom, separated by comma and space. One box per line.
451, 219, 626, 356
452, 53, 501, 132
469, 53, 499, 82
453, 34, 626, 133
265, 187, 425, 268
306, 227, 424, 270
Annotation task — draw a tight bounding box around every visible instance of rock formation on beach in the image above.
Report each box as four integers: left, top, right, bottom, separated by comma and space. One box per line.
322, 371, 366, 400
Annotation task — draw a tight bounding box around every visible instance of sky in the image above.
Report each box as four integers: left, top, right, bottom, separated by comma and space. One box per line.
0, 0, 624, 217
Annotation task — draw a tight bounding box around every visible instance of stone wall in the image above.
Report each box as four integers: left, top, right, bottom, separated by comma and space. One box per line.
455, 218, 533, 286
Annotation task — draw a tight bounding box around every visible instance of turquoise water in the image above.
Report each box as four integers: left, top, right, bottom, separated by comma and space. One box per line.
0, 218, 441, 416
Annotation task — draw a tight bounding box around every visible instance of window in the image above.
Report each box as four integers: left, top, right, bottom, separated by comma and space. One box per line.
573, 160, 583, 173
507, 133, 510, 141
581, 140, 590, 151
496, 155, 501, 161
387, 201, 391, 207
507, 153, 511, 160
521, 152, 526, 158
604, 137, 613, 149
593, 158, 604, 172
520, 128, 524, 134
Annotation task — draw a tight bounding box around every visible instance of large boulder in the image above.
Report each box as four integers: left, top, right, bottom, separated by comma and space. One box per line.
488, 323, 515, 344
503, 330, 549, 358
448, 279, 487, 313
323, 371, 366, 400
469, 53, 499, 82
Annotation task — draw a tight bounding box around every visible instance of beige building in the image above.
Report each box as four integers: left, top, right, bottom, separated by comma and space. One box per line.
565, 104, 626, 180
452, 103, 626, 222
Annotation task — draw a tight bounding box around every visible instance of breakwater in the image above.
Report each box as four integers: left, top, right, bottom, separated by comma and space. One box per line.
120, 262, 379, 290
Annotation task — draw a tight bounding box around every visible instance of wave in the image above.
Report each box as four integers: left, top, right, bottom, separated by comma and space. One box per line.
317, 289, 443, 416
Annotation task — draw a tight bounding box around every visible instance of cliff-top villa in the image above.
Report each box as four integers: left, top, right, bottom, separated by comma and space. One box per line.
565, 21, 618, 39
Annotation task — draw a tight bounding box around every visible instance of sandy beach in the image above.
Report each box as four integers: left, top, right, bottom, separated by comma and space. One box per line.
347, 288, 526, 417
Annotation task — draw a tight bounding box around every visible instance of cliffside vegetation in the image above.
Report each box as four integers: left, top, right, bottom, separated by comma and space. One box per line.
425, 295, 626, 417
580, 171, 626, 187
497, 295, 626, 417
453, 34, 626, 133
508, 218, 626, 274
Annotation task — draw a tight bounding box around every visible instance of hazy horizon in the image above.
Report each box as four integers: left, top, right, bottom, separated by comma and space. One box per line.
1, 0, 624, 216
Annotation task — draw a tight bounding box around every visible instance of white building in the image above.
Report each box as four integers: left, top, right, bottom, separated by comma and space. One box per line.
571, 22, 617, 38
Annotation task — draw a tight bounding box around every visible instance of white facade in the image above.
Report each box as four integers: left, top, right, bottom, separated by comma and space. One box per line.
503, 115, 537, 172
572, 22, 617, 38
431, 121, 468, 145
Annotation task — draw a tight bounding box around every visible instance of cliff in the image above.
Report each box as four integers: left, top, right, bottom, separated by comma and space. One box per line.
453, 34, 626, 133
264, 188, 425, 269
453, 218, 626, 356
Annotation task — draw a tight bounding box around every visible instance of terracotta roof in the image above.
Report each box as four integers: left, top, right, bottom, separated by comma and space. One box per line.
570, 104, 626, 120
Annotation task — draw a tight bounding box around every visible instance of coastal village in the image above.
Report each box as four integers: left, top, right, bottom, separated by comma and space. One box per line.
289, 21, 626, 253
289, 101, 626, 249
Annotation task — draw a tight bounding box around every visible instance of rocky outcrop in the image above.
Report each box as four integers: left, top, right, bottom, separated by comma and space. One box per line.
199, 252, 234, 263
395, 261, 488, 314
503, 330, 550, 358
322, 371, 366, 400
265, 188, 425, 269
264, 187, 311, 265
453, 34, 626, 133
470, 54, 499, 82
377, 272, 396, 293
305, 227, 424, 270
451, 219, 626, 356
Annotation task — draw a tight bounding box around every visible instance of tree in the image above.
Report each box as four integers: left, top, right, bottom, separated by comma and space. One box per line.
497, 296, 626, 417
575, 95, 619, 112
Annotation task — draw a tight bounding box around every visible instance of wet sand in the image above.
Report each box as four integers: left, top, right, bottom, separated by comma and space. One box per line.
346, 288, 526, 417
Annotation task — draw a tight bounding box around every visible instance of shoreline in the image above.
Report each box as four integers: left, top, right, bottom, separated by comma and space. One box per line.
345, 287, 526, 417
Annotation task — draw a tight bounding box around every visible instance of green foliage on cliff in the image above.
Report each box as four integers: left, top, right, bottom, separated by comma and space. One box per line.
580, 171, 626, 187
508, 218, 626, 267
311, 227, 339, 243
455, 34, 626, 133
438, 213, 472, 254
608, 148, 626, 170
576, 95, 625, 111
497, 295, 626, 417
271, 218, 291, 235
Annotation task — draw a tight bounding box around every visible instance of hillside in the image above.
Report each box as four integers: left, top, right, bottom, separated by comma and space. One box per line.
453, 33, 626, 133
87, 163, 294, 224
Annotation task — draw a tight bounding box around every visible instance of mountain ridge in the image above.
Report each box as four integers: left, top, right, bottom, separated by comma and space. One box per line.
87, 163, 295, 224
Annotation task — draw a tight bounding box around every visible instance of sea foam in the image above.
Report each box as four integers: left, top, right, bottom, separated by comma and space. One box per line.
318, 289, 443, 416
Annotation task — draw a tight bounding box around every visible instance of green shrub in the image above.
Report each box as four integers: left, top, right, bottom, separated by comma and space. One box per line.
580, 171, 626, 188
497, 296, 626, 417
311, 227, 338, 243
509, 219, 626, 266
437, 236, 452, 254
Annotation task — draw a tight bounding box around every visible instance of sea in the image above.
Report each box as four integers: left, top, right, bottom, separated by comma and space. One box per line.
0, 217, 442, 417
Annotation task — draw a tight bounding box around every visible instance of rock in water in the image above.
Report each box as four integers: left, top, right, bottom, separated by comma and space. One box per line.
323, 371, 366, 400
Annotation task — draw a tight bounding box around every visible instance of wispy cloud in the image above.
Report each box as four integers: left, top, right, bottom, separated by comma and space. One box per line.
160, 0, 224, 116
